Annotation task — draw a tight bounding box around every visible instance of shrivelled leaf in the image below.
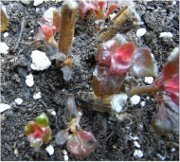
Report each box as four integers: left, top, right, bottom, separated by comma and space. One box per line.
67, 130, 97, 158
162, 47, 179, 81
0, 2, 9, 32
110, 42, 135, 75
55, 129, 69, 145
35, 113, 49, 127
94, 0, 107, 19
152, 95, 179, 134
92, 65, 125, 96
130, 48, 158, 77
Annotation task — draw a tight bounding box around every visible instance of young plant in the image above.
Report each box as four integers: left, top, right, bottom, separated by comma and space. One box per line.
131, 47, 179, 134
34, 7, 61, 46
93, 36, 157, 97
0, 2, 9, 32
79, 0, 118, 20
56, 95, 97, 159
24, 113, 52, 148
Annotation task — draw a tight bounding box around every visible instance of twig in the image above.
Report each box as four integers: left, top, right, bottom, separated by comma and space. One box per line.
14, 17, 25, 52
98, 6, 129, 42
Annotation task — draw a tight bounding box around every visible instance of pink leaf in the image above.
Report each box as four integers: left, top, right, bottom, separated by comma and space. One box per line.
130, 48, 158, 77
110, 42, 135, 75
67, 130, 97, 159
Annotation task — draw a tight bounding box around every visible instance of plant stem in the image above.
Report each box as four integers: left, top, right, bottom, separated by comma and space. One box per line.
58, 0, 77, 55
130, 85, 159, 95
99, 6, 129, 42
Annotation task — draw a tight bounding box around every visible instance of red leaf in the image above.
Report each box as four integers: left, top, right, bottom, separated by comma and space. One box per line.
40, 24, 54, 38
67, 130, 97, 159
152, 95, 179, 134
110, 42, 135, 75
92, 65, 125, 96
162, 47, 179, 81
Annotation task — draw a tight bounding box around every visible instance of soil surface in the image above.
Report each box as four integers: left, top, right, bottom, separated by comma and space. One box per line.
1, 0, 179, 161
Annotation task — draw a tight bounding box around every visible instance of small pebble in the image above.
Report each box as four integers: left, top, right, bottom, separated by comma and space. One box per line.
0, 42, 9, 54
46, 145, 54, 156
112, 145, 117, 149
109, 13, 116, 20
133, 150, 143, 158
51, 111, 56, 116
21, 0, 31, 5
33, 92, 41, 100
25, 74, 34, 87
159, 32, 173, 38
136, 28, 146, 37
134, 141, 140, 148
144, 77, 153, 84
140, 101, 145, 107
15, 98, 23, 105
3, 32, 9, 37
130, 95, 141, 105
14, 149, 19, 155
64, 154, 69, 161
0, 103, 11, 113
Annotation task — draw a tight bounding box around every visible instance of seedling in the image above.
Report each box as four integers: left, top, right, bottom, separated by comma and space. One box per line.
34, 7, 61, 46
93, 37, 157, 97
24, 113, 52, 148
79, 0, 118, 20
131, 47, 179, 134
0, 2, 9, 32
56, 95, 97, 159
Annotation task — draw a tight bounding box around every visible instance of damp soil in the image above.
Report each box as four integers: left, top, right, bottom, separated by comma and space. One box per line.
1, 1, 179, 161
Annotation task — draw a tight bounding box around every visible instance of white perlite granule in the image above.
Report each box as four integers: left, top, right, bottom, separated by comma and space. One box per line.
130, 95, 141, 105
46, 145, 54, 156
0, 42, 9, 54
31, 50, 51, 71
25, 74, 34, 87
136, 28, 147, 37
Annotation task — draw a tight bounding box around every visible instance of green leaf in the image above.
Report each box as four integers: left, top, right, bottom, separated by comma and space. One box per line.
35, 113, 49, 127
130, 48, 158, 77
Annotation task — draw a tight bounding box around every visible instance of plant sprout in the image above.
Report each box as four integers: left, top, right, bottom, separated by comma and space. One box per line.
131, 47, 179, 134
24, 113, 52, 148
93, 37, 157, 97
56, 95, 97, 159
79, 0, 118, 20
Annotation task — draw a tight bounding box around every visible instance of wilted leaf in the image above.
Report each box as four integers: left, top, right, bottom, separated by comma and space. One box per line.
55, 129, 69, 145
0, 2, 9, 32
130, 48, 158, 77
152, 95, 179, 134
35, 113, 49, 127
67, 130, 97, 158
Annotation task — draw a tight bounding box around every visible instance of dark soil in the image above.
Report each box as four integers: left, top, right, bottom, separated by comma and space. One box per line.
1, 0, 179, 161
